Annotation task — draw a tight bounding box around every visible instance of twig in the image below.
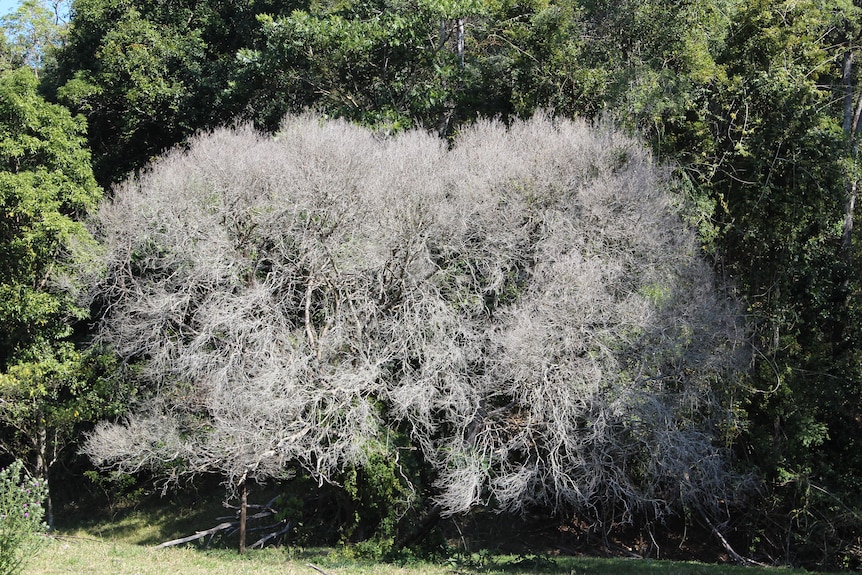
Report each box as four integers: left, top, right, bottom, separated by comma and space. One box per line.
306, 563, 333, 575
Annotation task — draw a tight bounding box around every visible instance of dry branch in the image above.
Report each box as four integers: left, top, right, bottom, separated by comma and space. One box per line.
306, 564, 333, 575
698, 508, 769, 567
155, 522, 235, 548
85, 113, 748, 531
156, 495, 288, 550
250, 521, 292, 549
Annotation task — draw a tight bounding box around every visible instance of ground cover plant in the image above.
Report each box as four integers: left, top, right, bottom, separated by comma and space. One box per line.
0, 460, 47, 575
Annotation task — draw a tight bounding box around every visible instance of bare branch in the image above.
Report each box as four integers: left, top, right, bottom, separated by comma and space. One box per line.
85, 112, 748, 527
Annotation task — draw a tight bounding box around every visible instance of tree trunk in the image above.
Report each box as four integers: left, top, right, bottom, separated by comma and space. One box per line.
845, 184, 856, 260
394, 503, 442, 549
844, 50, 855, 135
238, 478, 248, 554
456, 18, 465, 69
843, 50, 857, 262
34, 418, 54, 530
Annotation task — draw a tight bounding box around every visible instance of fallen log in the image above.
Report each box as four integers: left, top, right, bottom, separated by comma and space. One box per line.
155, 522, 235, 548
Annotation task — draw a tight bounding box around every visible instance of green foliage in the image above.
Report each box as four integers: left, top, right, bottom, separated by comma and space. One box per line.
0, 66, 99, 369
733, 473, 862, 569
276, 451, 423, 555
0, 460, 47, 575
1, 0, 68, 74
337, 434, 421, 556
48, 0, 310, 185
51, 0, 208, 184
643, 2, 862, 566
699, 0, 862, 496
456, 0, 587, 120
0, 67, 123, 523
232, 1, 471, 134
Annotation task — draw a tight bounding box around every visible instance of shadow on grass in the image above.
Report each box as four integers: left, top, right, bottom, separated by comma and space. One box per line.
53, 485, 813, 575
439, 553, 800, 575
56, 478, 283, 548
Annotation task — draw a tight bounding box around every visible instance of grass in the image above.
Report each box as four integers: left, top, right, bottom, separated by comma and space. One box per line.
22, 493, 822, 575
25, 538, 824, 575
24, 536, 824, 575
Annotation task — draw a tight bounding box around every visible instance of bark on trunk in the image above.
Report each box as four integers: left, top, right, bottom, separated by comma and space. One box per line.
239, 478, 248, 554
843, 50, 857, 262
456, 18, 465, 68
34, 419, 54, 530
394, 503, 442, 549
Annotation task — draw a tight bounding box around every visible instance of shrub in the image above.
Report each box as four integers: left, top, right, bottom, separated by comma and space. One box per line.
0, 460, 47, 575
84, 113, 747, 536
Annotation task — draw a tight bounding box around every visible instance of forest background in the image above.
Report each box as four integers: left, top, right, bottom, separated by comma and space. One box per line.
3, 0, 862, 570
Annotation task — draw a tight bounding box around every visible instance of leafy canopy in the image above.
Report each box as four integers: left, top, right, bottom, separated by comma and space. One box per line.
0, 67, 105, 488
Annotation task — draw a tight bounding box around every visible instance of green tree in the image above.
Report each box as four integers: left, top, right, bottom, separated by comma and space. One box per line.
51, 1, 206, 185
1, 0, 68, 76
232, 0, 488, 135
670, 2, 862, 565
0, 66, 105, 527
705, 0, 861, 484
49, 0, 307, 186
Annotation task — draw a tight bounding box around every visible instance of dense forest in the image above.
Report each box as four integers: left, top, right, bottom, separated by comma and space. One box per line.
3, 0, 862, 570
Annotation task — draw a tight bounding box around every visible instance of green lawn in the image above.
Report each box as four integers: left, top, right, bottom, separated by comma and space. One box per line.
25, 535, 820, 575
22, 494, 820, 575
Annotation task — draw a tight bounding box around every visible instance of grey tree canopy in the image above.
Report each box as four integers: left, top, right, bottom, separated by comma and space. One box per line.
84, 113, 746, 525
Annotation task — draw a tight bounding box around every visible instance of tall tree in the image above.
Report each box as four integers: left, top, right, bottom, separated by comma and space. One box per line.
673, 3, 862, 564
1, 0, 69, 76
0, 66, 105, 528
50, 0, 207, 186
705, 0, 861, 482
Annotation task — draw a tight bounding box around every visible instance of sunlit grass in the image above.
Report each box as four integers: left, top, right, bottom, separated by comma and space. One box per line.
25, 535, 820, 575
23, 493, 820, 575
26, 538, 451, 575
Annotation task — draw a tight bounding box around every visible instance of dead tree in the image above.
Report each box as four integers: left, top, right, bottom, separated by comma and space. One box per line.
84, 113, 748, 544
